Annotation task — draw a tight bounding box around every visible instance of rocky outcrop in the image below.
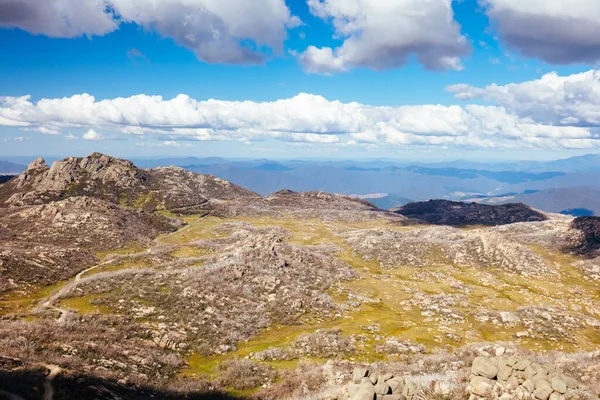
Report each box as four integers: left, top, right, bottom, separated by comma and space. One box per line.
1, 196, 182, 250
468, 356, 595, 400
347, 367, 409, 400
0, 153, 257, 212
567, 217, 600, 255
395, 200, 547, 226
212, 189, 401, 222
0, 196, 183, 291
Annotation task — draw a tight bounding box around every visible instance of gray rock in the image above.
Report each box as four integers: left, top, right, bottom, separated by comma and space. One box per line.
472, 356, 499, 379
361, 377, 373, 386
534, 380, 552, 391
515, 386, 530, 400
354, 386, 376, 400
349, 383, 362, 397
522, 379, 535, 393
525, 364, 546, 380
375, 382, 391, 395
498, 362, 514, 381
507, 376, 521, 389
382, 373, 394, 381
382, 395, 405, 400
562, 376, 579, 389
369, 371, 380, 385
551, 377, 567, 394
387, 377, 405, 394
471, 376, 493, 397
533, 386, 553, 400
514, 359, 533, 371
548, 393, 561, 400
354, 367, 369, 383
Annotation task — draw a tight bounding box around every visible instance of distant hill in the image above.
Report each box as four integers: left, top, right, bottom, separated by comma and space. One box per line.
0, 176, 14, 185
0, 153, 258, 212
395, 199, 547, 226
0, 161, 26, 174
472, 187, 600, 217
404, 166, 565, 184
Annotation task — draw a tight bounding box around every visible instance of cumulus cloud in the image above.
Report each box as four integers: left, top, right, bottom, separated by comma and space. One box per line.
82, 129, 104, 141
0, 91, 598, 150
447, 70, 600, 127
298, 0, 470, 74
0, 0, 297, 64
480, 0, 600, 64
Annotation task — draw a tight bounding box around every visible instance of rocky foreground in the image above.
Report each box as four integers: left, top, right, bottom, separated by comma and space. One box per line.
0, 153, 599, 400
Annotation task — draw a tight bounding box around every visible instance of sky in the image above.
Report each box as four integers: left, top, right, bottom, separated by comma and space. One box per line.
1, 0, 600, 161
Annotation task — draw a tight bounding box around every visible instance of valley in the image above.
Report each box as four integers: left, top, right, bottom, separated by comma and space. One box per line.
0, 154, 599, 399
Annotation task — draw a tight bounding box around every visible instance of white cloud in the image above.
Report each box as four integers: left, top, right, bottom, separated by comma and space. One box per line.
447, 70, 600, 127
1, 136, 29, 142
298, 0, 470, 74
65, 133, 78, 140
82, 129, 104, 141
480, 0, 600, 64
0, 0, 297, 64
0, 90, 598, 150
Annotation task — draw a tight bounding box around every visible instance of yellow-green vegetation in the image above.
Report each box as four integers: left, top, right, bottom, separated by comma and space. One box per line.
170, 246, 213, 259
6, 210, 600, 391
59, 294, 112, 315
0, 281, 66, 315
81, 258, 151, 278
133, 191, 155, 209
180, 215, 600, 380
96, 243, 146, 260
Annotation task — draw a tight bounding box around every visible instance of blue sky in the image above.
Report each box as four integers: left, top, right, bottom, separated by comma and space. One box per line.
1, 0, 599, 161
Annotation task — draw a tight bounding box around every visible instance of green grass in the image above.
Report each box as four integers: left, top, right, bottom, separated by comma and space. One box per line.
58, 295, 112, 315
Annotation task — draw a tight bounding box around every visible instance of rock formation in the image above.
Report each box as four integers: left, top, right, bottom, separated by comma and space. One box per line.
395, 200, 547, 226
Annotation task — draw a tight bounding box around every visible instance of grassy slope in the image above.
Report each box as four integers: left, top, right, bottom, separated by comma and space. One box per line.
2, 213, 600, 395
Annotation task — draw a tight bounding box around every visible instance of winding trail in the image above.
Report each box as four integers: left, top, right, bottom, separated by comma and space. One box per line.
35, 214, 209, 322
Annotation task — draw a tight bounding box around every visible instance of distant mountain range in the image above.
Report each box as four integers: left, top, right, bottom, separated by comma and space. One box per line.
2, 153, 600, 215
0, 161, 27, 174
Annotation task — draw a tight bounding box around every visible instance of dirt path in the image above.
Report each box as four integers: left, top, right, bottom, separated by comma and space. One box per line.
43, 365, 61, 400
35, 214, 209, 322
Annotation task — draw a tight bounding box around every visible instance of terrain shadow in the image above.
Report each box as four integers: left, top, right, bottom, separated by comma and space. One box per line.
0, 368, 244, 400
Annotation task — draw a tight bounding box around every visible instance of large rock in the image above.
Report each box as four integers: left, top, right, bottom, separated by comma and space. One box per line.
472, 356, 499, 379
369, 371, 380, 385
387, 377, 405, 394
533, 386, 553, 400
354, 367, 369, 384
375, 382, 391, 395
550, 378, 567, 394
498, 362, 513, 381
354, 386, 376, 400
471, 376, 493, 397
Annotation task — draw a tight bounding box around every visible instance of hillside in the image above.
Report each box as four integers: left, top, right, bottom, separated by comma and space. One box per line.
0, 155, 599, 399
0, 153, 258, 212
0, 196, 183, 292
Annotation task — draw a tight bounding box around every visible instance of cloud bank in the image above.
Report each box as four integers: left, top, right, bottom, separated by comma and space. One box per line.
447, 70, 600, 127
2, 71, 599, 150
0, 0, 297, 64
299, 0, 470, 74
480, 0, 600, 64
